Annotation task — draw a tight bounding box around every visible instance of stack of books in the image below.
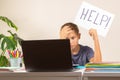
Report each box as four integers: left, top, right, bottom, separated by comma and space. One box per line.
85, 62, 120, 72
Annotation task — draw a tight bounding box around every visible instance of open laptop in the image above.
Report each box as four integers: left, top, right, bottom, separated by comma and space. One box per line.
21, 39, 76, 72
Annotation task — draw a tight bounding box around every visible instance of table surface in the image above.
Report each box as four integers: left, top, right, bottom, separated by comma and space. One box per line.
0, 67, 83, 77
84, 68, 120, 77
1, 67, 120, 77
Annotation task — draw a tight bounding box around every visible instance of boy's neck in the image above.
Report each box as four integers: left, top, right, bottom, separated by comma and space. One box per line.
72, 44, 80, 55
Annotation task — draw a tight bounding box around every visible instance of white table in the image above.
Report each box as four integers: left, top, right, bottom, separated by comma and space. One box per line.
0, 71, 82, 80
2, 67, 120, 80
83, 69, 120, 80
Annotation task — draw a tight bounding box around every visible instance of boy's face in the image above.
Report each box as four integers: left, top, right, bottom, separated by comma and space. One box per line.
67, 30, 80, 51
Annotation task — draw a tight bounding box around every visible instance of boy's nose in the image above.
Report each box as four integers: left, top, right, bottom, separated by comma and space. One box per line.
70, 40, 73, 45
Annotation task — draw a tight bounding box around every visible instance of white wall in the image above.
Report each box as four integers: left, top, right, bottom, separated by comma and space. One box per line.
0, 0, 120, 61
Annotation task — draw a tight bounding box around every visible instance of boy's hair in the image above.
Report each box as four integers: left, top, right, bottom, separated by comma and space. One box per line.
60, 22, 79, 34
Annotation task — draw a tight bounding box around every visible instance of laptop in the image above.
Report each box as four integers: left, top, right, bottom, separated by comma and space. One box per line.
21, 39, 75, 72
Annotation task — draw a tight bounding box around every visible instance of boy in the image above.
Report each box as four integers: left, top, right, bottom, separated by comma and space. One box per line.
60, 22, 102, 66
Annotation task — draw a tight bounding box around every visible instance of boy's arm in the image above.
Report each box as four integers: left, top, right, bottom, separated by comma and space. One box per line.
89, 28, 102, 62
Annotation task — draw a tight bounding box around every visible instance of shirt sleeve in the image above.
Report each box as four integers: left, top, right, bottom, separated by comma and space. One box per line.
86, 47, 94, 61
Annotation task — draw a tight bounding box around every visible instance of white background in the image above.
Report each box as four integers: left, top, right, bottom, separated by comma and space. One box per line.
0, 0, 120, 62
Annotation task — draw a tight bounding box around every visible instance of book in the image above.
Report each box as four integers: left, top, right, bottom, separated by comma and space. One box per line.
85, 68, 120, 72
85, 62, 120, 68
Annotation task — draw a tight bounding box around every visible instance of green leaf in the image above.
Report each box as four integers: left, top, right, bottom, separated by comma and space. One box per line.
1, 38, 6, 51
0, 34, 4, 39
8, 30, 22, 46
1, 36, 17, 51
0, 55, 9, 67
6, 37, 17, 50
0, 34, 5, 51
0, 16, 18, 31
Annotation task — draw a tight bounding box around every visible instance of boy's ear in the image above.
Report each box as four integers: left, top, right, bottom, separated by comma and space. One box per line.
78, 33, 81, 39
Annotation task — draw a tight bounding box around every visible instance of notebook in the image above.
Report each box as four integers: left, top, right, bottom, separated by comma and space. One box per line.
21, 39, 75, 72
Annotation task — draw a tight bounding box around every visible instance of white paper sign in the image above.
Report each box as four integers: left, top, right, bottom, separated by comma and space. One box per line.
74, 2, 115, 37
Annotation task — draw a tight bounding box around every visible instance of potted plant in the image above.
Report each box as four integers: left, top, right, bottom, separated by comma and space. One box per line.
0, 16, 23, 67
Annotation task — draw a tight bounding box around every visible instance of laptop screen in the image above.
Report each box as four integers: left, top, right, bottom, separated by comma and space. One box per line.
21, 39, 72, 72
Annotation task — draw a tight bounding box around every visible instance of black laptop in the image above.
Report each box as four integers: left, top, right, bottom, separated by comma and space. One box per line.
21, 39, 74, 72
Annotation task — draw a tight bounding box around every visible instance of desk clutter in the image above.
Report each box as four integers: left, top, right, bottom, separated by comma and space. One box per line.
7, 49, 23, 67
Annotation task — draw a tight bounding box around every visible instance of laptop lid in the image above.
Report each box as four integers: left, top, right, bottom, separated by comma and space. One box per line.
21, 39, 73, 72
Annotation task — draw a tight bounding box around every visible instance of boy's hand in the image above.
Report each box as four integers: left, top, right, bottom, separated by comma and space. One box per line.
60, 26, 73, 39
89, 28, 98, 40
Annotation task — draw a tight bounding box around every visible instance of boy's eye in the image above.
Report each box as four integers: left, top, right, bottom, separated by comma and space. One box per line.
71, 37, 75, 39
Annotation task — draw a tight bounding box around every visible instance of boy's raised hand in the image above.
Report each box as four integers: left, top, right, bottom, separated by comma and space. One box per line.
60, 26, 73, 39
89, 28, 98, 40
